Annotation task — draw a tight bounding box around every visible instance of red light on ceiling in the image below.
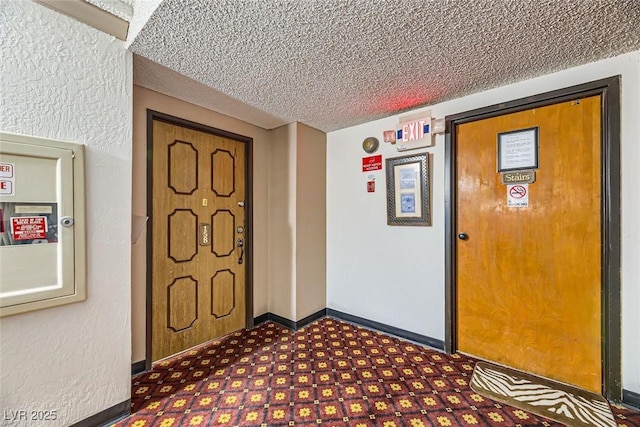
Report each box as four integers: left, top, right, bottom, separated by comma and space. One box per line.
380, 95, 423, 112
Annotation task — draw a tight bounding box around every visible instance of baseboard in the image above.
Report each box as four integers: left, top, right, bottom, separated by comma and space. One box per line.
622, 388, 640, 411
297, 308, 327, 328
131, 360, 146, 375
253, 309, 327, 330
253, 309, 444, 351
69, 399, 130, 427
253, 312, 270, 325
326, 308, 445, 350
267, 312, 297, 329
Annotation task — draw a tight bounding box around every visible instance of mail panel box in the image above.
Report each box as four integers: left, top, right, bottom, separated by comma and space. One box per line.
0, 133, 86, 317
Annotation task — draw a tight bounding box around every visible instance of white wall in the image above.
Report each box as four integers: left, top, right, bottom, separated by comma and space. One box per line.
0, 2, 132, 425
327, 51, 640, 394
326, 125, 445, 341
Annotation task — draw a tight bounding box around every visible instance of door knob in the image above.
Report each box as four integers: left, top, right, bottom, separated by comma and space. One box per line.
236, 238, 245, 265
458, 232, 469, 240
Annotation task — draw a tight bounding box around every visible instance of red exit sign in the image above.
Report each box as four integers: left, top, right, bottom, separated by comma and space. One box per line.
397, 119, 430, 143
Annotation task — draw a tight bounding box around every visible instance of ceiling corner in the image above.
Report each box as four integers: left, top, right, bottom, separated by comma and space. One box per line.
33, 0, 130, 40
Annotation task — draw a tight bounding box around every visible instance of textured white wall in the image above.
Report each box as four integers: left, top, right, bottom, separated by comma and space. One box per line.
327, 51, 640, 394
0, 2, 132, 426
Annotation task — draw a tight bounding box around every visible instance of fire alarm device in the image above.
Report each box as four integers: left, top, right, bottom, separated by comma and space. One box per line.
362, 137, 379, 154
367, 181, 375, 193
383, 130, 396, 144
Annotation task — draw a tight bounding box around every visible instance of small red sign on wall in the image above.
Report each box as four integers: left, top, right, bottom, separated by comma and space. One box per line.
362, 155, 382, 172
10, 216, 47, 241
367, 181, 375, 192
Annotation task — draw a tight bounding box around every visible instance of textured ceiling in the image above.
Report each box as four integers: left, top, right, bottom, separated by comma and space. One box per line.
86, 0, 133, 21
130, 0, 640, 132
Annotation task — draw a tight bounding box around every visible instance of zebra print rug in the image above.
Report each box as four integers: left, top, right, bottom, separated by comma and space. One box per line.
470, 361, 616, 426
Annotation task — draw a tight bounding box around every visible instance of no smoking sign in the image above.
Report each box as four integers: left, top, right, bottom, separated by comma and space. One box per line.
507, 184, 529, 207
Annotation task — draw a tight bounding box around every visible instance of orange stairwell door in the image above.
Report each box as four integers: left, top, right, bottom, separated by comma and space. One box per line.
456, 95, 602, 392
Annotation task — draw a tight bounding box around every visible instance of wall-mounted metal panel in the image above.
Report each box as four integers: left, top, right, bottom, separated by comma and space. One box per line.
0, 132, 86, 317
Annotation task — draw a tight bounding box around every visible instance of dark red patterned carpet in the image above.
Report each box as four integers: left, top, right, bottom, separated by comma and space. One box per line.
114, 318, 640, 426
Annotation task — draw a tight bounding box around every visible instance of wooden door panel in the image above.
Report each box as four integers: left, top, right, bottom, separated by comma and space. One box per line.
211, 149, 236, 196
168, 141, 198, 194
211, 210, 235, 257
152, 121, 246, 362
167, 276, 198, 332
211, 269, 236, 318
456, 96, 601, 392
167, 209, 198, 262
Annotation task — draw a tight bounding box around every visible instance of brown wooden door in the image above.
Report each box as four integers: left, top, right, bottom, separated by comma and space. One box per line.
455, 96, 602, 392
151, 120, 246, 362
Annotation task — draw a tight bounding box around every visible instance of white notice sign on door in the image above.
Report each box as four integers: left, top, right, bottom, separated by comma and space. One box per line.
507, 184, 529, 208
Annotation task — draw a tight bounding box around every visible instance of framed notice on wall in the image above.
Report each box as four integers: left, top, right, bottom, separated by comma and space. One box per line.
497, 127, 539, 172
385, 153, 430, 226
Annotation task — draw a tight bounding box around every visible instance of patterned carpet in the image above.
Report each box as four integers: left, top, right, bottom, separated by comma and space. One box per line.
114, 318, 640, 426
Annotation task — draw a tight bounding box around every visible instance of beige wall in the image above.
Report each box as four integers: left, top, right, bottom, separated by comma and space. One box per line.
267, 124, 297, 320
267, 123, 327, 322
295, 123, 327, 320
132, 86, 271, 363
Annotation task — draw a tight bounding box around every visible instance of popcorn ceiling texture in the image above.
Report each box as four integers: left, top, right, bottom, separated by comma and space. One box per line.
0, 1, 132, 426
86, 0, 134, 21
125, 0, 163, 47
133, 55, 287, 129
130, 0, 640, 132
